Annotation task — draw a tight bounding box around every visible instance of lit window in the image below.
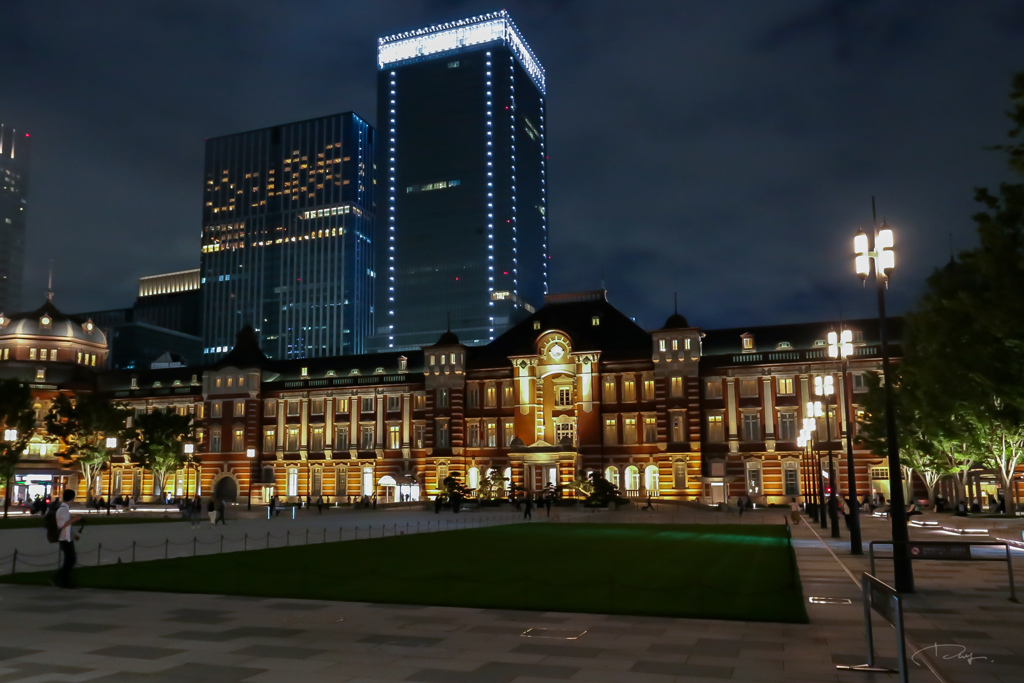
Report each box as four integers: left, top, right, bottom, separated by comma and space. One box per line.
643, 416, 657, 443
778, 378, 795, 395
622, 417, 637, 445
603, 417, 617, 445
707, 415, 724, 442
556, 386, 572, 407
705, 380, 723, 399
592, 316, 600, 326
234, 400, 245, 417
670, 377, 683, 398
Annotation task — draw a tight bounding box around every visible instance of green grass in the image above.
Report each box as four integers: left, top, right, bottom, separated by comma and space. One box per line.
0, 515, 186, 530
2, 523, 807, 623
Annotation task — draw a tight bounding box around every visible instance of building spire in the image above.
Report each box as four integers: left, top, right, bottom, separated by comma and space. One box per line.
47, 259, 54, 302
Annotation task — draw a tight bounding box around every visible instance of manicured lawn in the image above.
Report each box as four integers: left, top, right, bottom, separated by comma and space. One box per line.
0, 515, 185, 530
2, 523, 807, 623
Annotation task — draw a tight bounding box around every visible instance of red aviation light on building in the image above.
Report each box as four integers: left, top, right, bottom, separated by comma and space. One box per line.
25, 133, 30, 137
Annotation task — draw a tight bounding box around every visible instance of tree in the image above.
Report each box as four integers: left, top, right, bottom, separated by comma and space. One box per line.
476, 467, 508, 501
583, 471, 627, 508
45, 394, 131, 503
127, 408, 195, 498
898, 71, 1024, 515
0, 379, 35, 518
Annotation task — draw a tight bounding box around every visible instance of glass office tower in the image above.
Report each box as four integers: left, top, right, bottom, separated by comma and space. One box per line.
0, 124, 30, 315
376, 11, 548, 350
201, 113, 376, 360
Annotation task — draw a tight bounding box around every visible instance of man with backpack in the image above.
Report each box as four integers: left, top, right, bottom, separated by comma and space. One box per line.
47, 489, 81, 589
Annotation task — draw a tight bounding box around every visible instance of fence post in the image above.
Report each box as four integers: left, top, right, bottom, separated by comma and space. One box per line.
355, 526, 359, 539
266, 533, 270, 549
306, 529, 309, 545
407, 522, 410, 534
165, 538, 169, 559
244, 533, 248, 551
220, 535, 224, 553
132, 541, 136, 563
11, 549, 17, 574
339, 526, 343, 541
287, 530, 291, 547
97, 542, 102, 566
193, 537, 197, 557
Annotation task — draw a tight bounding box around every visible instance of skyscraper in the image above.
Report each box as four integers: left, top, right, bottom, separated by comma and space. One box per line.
0, 124, 30, 315
200, 113, 376, 360
376, 11, 549, 350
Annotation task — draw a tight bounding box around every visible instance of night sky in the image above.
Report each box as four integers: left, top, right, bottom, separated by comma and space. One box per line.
1, 0, 1021, 332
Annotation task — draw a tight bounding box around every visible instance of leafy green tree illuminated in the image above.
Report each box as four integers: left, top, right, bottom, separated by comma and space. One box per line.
126, 408, 195, 497
45, 394, 131, 503
0, 379, 35, 518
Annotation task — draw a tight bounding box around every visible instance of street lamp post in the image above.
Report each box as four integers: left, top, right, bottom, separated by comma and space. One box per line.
246, 447, 256, 511
105, 437, 118, 516
183, 443, 195, 502
854, 206, 914, 592
814, 376, 841, 538
798, 425, 814, 519
799, 417, 822, 523
829, 329, 864, 554
806, 402, 829, 530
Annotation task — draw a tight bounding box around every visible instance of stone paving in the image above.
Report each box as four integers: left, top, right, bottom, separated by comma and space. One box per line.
0, 505, 1020, 682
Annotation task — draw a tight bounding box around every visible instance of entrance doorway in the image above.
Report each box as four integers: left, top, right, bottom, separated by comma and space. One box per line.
214, 476, 238, 502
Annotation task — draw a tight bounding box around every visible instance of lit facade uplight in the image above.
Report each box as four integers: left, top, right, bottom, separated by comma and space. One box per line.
246, 448, 256, 458
3, 429, 17, 441
105, 437, 118, 449
827, 329, 854, 359
184, 443, 195, 454
806, 401, 823, 418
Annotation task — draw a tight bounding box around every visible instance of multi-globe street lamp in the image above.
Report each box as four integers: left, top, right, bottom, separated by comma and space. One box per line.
246, 447, 257, 511
829, 328, 864, 554
854, 210, 913, 592
804, 403, 829, 530
814, 376, 841, 538
105, 436, 118, 516
797, 421, 817, 521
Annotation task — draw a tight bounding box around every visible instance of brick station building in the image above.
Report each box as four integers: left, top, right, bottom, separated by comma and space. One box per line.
4, 290, 903, 507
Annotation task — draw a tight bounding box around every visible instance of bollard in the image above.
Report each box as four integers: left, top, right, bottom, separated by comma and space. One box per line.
98, 543, 102, 566
11, 549, 17, 574
291, 506, 296, 520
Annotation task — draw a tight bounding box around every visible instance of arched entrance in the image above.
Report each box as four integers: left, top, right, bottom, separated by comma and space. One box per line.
214, 476, 238, 502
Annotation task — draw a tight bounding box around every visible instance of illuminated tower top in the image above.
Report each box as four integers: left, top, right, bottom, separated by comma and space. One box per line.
378, 10, 546, 95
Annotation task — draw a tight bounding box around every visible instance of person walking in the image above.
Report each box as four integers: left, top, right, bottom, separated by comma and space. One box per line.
191, 496, 202, 529
269, 494, 277, 519
216, 497, 227, 525
523, 496, 533, 520
316, 495, 324, 514
207, 497, 217, 526
790, 497, 801, 525
738, 495, 747, 517
52, 489, 81, 589
544, 496, 552, 517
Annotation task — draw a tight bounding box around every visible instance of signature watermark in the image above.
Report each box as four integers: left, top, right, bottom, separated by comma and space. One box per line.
912, 643, 991, 666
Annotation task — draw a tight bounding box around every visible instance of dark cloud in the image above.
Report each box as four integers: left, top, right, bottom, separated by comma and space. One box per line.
0, 0, 1019, 335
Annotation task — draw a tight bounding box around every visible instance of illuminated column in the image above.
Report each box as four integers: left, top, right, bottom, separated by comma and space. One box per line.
726, 379, 738, 453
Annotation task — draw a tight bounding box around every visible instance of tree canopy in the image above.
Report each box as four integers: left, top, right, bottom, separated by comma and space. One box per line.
0, 379, 36, 518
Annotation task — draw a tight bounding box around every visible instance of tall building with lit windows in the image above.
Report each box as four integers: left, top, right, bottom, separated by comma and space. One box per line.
200, 113, 376, 360
375, 11, 549, 351
0, 123, 30, 315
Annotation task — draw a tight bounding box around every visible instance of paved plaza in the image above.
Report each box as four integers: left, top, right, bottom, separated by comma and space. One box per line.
1, 504, 1022, 682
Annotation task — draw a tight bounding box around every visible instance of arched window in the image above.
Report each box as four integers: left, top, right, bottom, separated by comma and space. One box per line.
468, 467, 479, 490
605, 466, 619, 488
286, 468, 298, 497
362, 467, 373, 496
644, 465, 659, 493
625, 466, 640, 492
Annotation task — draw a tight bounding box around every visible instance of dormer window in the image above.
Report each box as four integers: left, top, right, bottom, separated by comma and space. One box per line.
375, 367, 384, 374
741, 333, 754, 351
83, 320, 95, 333
36, 368, 45, 381
153, 381, 162, 388
658, 339, 666, 352
349, 368, 360, 376
398, 356, 407, 371
533, 321, 541, 330
326, 370, 336, 377
853, 330, 864, 343
173, 380, 182, 387
0, 315, 8, 327
130, 376, 138, 389
592, 316, 600, 326
301, 367, 308, 378
813, 339, 827, 347
776, 341, 792, 350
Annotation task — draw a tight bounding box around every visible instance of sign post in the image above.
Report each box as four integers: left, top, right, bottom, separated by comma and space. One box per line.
836, 573, 907, 683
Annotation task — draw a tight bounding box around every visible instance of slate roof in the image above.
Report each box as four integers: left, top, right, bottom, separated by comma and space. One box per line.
469, 291, 654, 368
700, 317, 904, 357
